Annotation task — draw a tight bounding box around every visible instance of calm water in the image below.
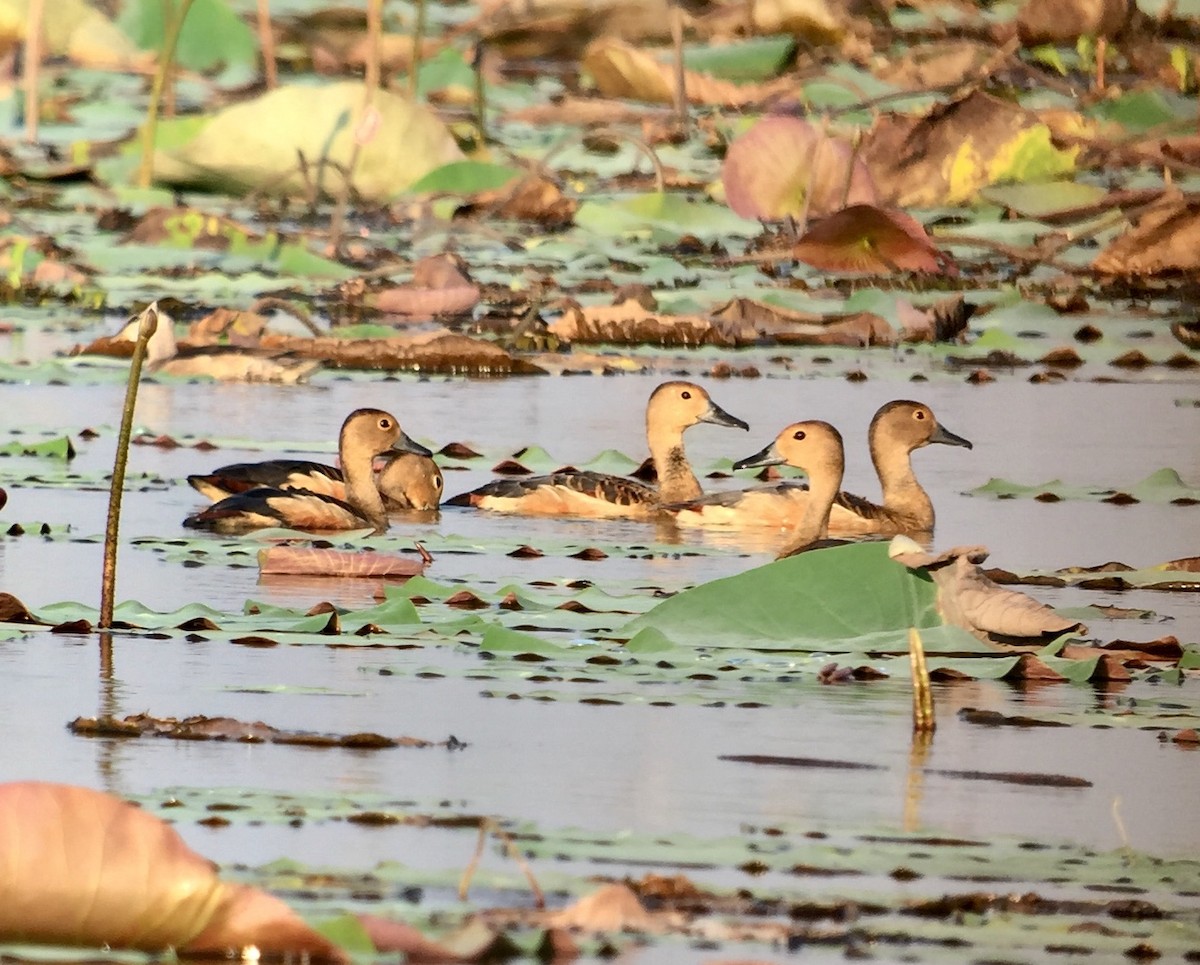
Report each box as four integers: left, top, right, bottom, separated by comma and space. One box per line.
1, 372, 1198, 874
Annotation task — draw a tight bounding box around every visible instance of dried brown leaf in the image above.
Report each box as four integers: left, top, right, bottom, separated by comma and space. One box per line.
889, 537, 1085, 642
791, 205, 955, 275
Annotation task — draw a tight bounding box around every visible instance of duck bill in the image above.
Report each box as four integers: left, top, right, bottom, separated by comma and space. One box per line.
702, 400, 749, 431
733, 441, 784, 471
929, 424, 973, 450
389, 432, 433, 458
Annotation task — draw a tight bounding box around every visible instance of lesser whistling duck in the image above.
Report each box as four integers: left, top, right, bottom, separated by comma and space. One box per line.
183, 408, 432, 535
672, 400, 971, 536
446, 381, 749, 518
188, 452, 444, 512
732, 421, 846, 557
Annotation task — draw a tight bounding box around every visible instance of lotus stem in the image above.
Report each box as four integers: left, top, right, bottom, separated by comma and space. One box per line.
671, 3, 687, 135
457, 817, 544, 908
409, 0, 427, 100
100, 305, 159, 630
257, 0, 277, 88
366, 0, 382, 93
908, 627, 935, 733
23, 0, 44, 143
137, 0, 196, 188
473, 41, 487, 144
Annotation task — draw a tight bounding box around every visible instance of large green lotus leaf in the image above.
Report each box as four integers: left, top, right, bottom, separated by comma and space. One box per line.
978, 180, 1108, 218
153, 82, 464, 201
118, 0, 257, 86
575, 193, 761, 242
407, 161, 523, 196
682, 36, 795, 82
970, 468, 1200, 503
621, 543, 992, 653
1089, 89, 1186, 133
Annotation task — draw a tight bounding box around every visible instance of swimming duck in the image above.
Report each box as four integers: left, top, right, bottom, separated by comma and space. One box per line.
446, 381, 749, 518
183, 408, 432, 534
672, 400, 971, 536
732, 420, 845, 557
188, 452, 443, 512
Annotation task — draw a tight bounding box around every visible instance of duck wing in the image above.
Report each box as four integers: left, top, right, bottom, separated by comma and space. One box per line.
188, 460, 344, 501
447, 470, 656, 515
184, 486, 365, 533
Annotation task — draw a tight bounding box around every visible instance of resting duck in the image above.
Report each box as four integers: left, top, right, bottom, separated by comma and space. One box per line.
188, 452, 443, 512
446, 381, 748, 518
672, 400, 971, 536
184, 408, 432, 534
732, 420, 845, 557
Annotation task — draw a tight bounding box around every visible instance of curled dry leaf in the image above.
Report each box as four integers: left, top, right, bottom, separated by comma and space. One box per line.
582, 37, 792, 108
791, 205, 956, 275
699, 0, 845, 44
259, 331, 547, 374
1016, 0, 1132, 45
549, 297, 754, 347
861, 90, 1077, 207
0, 782, 343, 960
258, 546, 428, 578
550, 883, 660, 932
480, 0, 681, 58
1092, 198, 1200, 275
722, 116, 877, 221
888, 537, 1085, 643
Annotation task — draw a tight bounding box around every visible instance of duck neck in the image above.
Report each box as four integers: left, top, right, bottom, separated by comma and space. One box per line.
871, 435, 933, 529
343, 446, 389, 533
649, 424, 701, 503
780, 461, 841, 555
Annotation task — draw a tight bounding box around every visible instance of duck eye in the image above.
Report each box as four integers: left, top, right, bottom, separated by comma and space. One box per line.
681, 390, 692, 399
379, 418, 392, 429
434, 476, 443, 489
793, 430, 806, 441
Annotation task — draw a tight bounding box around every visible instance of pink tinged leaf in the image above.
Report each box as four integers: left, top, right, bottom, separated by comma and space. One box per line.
355, 105, 382, 145
258, 546, 427, 578
368, 285, 481, 316
721, 116, 877, 221
0, 782, 343, 960
791, 204, 956, 275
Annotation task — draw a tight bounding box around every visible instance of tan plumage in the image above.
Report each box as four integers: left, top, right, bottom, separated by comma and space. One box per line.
184, 408, 432, 535
673, 400, 971, 537
731, 421, 846, 557
446, 381, 748, 518
188, 453, 443, 512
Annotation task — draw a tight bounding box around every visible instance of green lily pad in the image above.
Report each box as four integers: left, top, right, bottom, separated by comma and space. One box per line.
970, 467, 1200, 503
621, 543, 992, 653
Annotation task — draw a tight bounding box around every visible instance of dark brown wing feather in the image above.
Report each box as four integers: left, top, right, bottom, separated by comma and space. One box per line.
447, 470, 656, 508
184, 486, 364, 532
832, 489, 887, 520
189, 459, 342, 499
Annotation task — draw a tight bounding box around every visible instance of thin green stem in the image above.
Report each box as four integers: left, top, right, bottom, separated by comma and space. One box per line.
137, 0, 196, 188
100, 305, 159, 630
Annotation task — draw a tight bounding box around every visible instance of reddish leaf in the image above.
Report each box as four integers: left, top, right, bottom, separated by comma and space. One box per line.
722, 116, 877, 221
258, 546, 427, 578
792, 205, 956, 275
0, 782, 343, 960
